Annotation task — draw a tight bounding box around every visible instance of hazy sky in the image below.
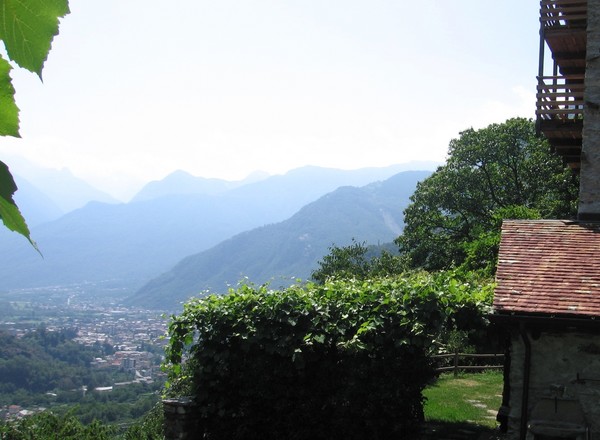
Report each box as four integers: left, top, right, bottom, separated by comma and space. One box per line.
0, 1, 542, 200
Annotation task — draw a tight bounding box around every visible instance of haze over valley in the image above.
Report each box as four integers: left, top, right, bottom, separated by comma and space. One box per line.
1, 161, 436, 311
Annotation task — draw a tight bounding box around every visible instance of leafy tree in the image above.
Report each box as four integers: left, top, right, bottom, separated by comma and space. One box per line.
0, 0, 70, 247
121, 403, 165, 440
396, 118, 578, 273
311, 239, 371, 282
459, 205, 541, 274
311, 239, 405, 283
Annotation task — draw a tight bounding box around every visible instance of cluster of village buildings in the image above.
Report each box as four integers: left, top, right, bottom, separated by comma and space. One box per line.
0, 298, 171, 421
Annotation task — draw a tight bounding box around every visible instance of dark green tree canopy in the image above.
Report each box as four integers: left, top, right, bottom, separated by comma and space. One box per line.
396, 118, 578, 272
311, 240, 405, 284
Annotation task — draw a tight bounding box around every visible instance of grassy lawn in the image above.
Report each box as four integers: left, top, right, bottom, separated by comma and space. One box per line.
422, 370, 504, 439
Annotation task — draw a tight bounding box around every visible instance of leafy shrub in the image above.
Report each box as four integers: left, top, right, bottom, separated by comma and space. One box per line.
0, 406, 165, 440
0, 411, 114, 440
121, 403, 165, 440
165, 272, 493, 440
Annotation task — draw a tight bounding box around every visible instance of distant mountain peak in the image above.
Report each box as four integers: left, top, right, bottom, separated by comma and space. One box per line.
0, 165, 432, 307
12, 169, 118, 214
131, 170, 270, 203
127, 170, 432, 310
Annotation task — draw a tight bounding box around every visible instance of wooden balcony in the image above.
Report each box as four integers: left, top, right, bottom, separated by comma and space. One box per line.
541, 0, 587, 29
538, 1, 587, 169
536, 75, 584, 120
536, 75, 584, 169
541, 0, 587, 76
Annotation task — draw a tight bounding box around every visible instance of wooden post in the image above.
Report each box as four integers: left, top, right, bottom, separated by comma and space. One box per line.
454, 349, 459, 377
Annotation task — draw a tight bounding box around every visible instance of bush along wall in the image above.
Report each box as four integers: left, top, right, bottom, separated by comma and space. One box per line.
164, 272, 493, 440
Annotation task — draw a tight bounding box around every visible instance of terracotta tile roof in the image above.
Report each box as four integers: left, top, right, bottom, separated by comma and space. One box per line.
493, 219, 600, 318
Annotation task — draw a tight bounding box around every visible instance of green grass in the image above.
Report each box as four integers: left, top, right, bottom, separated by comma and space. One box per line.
423, 370, 503, 428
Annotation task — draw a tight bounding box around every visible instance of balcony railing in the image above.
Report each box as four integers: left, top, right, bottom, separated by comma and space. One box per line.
540, 0, 587, 29
536, 75, 584, 120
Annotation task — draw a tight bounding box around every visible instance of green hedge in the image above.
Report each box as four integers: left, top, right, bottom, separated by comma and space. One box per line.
165, 272, 493, 440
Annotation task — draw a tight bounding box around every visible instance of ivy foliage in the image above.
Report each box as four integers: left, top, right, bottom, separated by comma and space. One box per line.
0, 0, 69, 248
165, 273, 493, 439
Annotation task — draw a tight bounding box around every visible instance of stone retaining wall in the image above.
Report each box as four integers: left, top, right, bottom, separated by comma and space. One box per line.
163, 397, 200, 440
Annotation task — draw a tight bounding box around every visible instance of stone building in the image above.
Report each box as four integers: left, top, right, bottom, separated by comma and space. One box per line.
492, 0, 600, 439
493, 220, 600, 439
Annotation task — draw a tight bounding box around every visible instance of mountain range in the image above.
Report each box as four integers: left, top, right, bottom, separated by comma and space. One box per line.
13, 168, 119, 225
130, 170, 270, 203
128, 171, 428, 310
0, 163, 435, 308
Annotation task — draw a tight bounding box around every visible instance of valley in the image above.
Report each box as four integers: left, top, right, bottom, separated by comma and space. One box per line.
0, 283, 168, 424
0, 162, 436, 427
0, 165, 433, 310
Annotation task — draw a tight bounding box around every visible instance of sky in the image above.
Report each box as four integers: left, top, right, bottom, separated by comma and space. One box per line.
0, 1, 542, 201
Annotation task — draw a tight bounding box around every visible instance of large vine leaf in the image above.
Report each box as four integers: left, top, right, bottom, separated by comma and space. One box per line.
0, 161, 38, 251
0, 55, 19, 136
0, 0, 69, 248
0, 0, 70, 76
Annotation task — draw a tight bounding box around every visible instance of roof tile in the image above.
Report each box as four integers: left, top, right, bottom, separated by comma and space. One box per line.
493, 219, 600, 317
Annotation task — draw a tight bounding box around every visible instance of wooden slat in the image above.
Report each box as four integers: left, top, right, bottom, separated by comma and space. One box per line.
541, 0, 587, 6
537, 93, 583, 100
433, 353, 504, 374
537, 89, 584, 95
541, 8, 587, 16
537, 74, 585, 80
537, 89, 585, 94
536, 95, 584, 101
537, 83, 585, 87
537, 89, 584, 93
536, 96, 585, 102
541, 6, 587, 12
537, 81, 585, 86
436, 365, 503, 372
537, 108, 584, 113
536, 106, 585, 111
542, 14, 588, 22
536, 109, 584, 114
536, 109, 584, 115
432, 353, 503, 359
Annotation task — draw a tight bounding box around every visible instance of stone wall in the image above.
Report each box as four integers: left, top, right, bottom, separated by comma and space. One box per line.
506, 329, 600, 439
579, 0, 600, 218
163, 398, 201, 440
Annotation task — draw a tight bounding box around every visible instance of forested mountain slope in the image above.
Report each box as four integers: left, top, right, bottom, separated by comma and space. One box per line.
0, 166, 432, 294
129, 171, 429, 310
